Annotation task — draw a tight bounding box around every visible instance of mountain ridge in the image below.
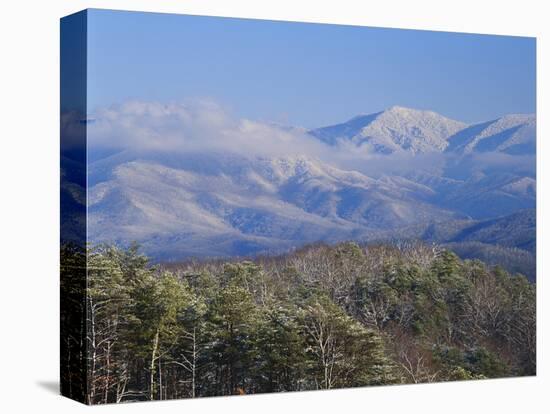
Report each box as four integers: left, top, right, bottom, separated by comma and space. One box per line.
70, 104, 536, 276
308, 106, 535, 156
309, 106, 466, 154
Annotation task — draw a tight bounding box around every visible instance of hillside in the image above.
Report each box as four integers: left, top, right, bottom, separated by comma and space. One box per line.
445, 114, 536, 155
367, 209, 536, 279
66, 103, 536, 276
63, 241, 536, 403
309, 106, 466, 154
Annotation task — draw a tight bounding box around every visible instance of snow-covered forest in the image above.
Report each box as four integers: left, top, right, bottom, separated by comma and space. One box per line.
61, 241, 535, 403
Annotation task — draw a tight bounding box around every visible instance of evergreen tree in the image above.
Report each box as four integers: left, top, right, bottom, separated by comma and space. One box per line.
63, 241, 535, 403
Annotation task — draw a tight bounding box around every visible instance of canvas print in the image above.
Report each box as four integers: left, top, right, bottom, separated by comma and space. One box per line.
60, 9, 536, 405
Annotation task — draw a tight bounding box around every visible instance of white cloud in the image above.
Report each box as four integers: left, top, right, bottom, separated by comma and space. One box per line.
87, 100, 334, 160
84, 99, 535, 178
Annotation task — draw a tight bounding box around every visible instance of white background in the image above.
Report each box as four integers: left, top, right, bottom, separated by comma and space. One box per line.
0, 0, 547, 412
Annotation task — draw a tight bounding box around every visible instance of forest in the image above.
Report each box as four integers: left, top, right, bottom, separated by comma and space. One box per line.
61, 241, 536, 404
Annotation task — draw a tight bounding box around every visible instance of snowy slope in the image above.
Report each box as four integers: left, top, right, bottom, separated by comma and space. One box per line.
81, 106, 536, 260
445, 114, 536, 155
309, 106, 466, 154
87, 153, 462, 259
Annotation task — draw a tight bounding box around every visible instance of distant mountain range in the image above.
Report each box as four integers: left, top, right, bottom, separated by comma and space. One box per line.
310, 106, 535, 156
62, 105, 536, 278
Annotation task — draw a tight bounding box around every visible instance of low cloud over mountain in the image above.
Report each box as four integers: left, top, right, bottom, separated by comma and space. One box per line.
62, 101, 535, 277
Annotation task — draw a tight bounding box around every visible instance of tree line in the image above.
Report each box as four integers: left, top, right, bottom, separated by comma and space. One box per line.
61, 241, 536, 404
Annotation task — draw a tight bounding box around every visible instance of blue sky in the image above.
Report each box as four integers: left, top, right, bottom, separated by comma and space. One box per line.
87, 9, 536, 128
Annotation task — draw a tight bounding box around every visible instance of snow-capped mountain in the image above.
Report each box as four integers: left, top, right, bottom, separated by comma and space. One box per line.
308, 106, 536, 157
87, 152, 462, 259
445, 114, 536, 155
309, 106, 466, 154
68, 105, 536, 260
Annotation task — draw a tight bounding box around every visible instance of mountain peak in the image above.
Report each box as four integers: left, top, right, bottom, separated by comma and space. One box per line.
385, 105, 421, 113
347, 106, 432, 121
446, 113, 536, 155
309, 106, 465, 154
